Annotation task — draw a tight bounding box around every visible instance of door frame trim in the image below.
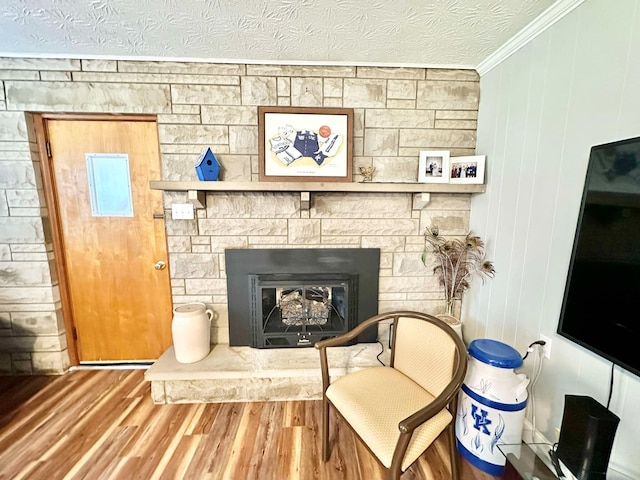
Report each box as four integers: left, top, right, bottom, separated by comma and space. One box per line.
32, 113, 159, 366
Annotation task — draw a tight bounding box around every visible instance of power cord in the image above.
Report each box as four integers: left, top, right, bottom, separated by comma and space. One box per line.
548, 442, 566, 478
522, 340, 546, 443
607, 362, 614, 409
522, 339, 546, 360
377, 321, 394, 366
376, 341, 386, 366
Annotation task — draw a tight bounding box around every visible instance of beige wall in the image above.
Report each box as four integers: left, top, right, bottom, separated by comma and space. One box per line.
0, 58, 480, 373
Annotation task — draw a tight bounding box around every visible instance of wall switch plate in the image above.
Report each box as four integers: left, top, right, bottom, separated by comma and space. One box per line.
540, 334, 552, 359
171, 203, 194, 220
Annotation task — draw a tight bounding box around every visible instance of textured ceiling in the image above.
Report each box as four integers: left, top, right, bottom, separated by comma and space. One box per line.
0, 0, 560, 69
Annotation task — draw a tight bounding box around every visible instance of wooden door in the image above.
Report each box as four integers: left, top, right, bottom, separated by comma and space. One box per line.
46, 119, 172, 362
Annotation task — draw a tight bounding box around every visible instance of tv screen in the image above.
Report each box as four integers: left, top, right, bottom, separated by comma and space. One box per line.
558, 136, 640, 379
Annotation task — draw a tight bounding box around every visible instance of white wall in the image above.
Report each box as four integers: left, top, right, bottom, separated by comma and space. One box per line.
467, 0, 640, 477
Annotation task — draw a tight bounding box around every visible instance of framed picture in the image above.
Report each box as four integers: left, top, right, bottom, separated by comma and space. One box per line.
418, 151, 450, 183
258, 106, 353, 182
449, 155, 486, 184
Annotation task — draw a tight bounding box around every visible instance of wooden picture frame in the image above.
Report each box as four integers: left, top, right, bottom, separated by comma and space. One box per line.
258, 106, 353, 182
418, 150, 450, 183
449, 155, 486, 184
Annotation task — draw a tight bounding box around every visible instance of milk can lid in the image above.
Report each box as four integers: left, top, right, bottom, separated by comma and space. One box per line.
468, 339, 523, 369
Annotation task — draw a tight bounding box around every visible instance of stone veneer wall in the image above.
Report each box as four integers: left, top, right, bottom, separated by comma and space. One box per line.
0, 57, 479, 373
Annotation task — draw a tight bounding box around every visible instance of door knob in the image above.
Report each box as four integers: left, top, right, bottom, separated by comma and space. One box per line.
154, 260, 166, 270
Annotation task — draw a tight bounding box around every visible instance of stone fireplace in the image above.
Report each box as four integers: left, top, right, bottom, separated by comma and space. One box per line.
0, 56, 479, 374
146, 193, 473, 404
225, 248, 380, 348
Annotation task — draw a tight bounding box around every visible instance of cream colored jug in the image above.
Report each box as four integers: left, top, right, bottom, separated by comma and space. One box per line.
171, 303, 213, 363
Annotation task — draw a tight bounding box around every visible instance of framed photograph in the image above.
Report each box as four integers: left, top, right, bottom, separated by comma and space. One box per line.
418, 151, 450, 183
258, 106, 353, 182
449, 155, 486, 184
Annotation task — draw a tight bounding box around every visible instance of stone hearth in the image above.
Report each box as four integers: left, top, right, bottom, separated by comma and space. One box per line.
145, 342, 389, 404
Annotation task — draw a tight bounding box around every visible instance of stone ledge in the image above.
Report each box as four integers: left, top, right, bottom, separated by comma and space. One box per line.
145, 343, 389, 404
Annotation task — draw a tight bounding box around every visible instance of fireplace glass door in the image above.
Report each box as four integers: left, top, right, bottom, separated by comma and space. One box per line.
249, 274, 355, 348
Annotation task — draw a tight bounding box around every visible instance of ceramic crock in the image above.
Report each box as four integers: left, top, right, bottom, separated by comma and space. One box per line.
171, 303, 213, 364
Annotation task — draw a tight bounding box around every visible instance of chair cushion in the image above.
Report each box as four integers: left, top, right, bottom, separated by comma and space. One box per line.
326, 366, 452, 471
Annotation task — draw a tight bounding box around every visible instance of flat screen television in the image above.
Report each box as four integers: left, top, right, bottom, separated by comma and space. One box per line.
558, 135, 640, 379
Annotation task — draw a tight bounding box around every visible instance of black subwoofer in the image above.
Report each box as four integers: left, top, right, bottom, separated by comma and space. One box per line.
556, 395, 620, 480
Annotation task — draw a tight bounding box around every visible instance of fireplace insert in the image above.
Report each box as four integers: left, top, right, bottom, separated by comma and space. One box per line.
226, 248, 380, 348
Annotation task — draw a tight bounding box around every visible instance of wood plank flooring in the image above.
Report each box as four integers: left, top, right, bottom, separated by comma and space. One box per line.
0, 370, 499, 480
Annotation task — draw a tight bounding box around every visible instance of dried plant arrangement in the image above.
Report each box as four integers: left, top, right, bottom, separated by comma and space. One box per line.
422, 225, 495, 315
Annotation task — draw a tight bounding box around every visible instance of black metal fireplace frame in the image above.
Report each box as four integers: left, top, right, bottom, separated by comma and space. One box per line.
225, 248, 380, 348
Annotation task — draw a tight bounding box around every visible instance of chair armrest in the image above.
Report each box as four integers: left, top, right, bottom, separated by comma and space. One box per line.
315, 312, 399, 393
314, 314, 384, 351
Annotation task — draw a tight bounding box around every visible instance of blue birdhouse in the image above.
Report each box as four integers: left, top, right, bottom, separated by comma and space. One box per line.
195, 148, 220, 181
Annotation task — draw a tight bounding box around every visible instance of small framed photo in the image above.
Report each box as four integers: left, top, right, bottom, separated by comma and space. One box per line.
418, 151, 450, 183
449, 155, 486, 184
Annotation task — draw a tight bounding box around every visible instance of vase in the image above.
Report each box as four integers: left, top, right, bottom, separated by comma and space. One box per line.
437, 299, 463, 341
171, 302, 213, 364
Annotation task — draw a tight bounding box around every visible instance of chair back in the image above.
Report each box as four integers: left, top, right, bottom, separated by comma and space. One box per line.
393, 315, 460, 396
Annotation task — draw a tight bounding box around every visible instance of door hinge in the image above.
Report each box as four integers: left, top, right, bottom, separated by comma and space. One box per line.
72, 326, 78, 341
45, 141, 52, 158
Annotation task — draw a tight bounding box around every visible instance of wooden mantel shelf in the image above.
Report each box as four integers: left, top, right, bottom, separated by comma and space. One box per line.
150, 180, 485, 193
150, 180, 486, 210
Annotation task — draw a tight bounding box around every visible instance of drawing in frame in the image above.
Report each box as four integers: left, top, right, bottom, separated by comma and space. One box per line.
258, 106, 353, 182
418, 150, 450, 183
449, 155, 486, 184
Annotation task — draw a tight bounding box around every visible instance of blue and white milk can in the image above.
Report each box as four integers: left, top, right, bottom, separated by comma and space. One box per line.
455, 339, 529, 476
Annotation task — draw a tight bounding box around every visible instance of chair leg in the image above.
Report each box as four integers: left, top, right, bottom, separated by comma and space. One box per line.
322, 396, 330, 461
448, 422, 459, 480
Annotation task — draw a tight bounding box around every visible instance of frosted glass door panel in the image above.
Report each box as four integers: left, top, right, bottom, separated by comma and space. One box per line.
86, 153, 134, 217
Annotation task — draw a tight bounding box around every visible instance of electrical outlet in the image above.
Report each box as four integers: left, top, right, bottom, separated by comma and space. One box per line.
540, 334, 552, 359
171, 203, 194, 220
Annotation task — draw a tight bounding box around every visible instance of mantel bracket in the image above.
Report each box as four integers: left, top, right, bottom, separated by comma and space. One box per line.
187, 190, 206, 209
412, 192, 431, 210
300, 192, 311, 211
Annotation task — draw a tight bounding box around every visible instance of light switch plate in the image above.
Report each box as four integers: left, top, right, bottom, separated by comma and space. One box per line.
171, 203, 194, 220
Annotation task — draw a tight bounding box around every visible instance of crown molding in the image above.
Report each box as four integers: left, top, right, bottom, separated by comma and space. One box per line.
476, 0, 586, 76
0, 51, 477, 71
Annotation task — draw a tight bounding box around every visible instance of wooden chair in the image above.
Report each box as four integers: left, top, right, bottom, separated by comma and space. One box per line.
315, 311, 468, 479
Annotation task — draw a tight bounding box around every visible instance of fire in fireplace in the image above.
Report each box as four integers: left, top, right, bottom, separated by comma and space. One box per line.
225, 248, 380, 348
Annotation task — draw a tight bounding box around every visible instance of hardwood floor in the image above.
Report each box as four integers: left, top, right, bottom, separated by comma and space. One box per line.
0, 370, 499, 480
